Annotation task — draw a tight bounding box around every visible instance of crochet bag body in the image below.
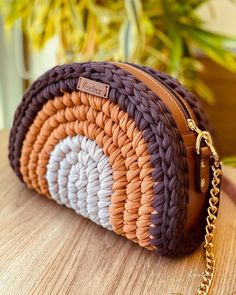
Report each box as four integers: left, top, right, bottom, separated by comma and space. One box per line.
9, 62, 222, 292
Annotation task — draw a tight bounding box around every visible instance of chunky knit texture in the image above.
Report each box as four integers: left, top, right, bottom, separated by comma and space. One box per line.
46, 135, 113, 230
8, 62, 209, 256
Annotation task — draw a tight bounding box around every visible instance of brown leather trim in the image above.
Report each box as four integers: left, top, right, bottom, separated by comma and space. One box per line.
113, 62, 197, 138
196, 146, 210, 193
185, 146, 206, 230
113, 62, 208, 231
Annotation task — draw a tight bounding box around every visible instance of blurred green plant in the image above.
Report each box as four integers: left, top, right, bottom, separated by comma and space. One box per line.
1, 0, 236, 104
1, 0, 236, 166
223, 156, 236, 167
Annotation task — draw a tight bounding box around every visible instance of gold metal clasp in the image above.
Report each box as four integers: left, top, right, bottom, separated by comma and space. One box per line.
196, 131, 219, 161
187, 119, 219, 162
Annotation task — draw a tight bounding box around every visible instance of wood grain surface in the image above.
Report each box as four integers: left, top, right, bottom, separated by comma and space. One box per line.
0, 129, 235, 295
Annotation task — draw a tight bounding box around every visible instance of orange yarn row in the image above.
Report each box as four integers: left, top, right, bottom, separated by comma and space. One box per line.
20, 91, 155, 249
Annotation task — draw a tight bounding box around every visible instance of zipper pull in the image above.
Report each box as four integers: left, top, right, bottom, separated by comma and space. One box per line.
187, 118, 202, 134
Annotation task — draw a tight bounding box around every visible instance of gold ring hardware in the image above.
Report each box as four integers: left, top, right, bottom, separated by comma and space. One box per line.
187, 119, 219, 162
196, 131, 219, 162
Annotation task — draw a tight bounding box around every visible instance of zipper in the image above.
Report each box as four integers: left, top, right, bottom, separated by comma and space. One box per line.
124, 63, 194, 125
113, 62, 217, 158
114, 62, 196, 135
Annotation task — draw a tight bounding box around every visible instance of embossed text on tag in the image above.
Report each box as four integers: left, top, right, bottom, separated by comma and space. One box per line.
77, 77, 110, 98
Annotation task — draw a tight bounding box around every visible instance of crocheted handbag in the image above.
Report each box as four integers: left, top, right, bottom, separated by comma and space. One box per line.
9, 62, 222, 294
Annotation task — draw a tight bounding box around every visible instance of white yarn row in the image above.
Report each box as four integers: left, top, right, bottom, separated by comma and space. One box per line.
46, 135, 113, 230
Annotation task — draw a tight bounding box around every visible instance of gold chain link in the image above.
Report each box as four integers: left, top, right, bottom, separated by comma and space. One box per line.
186, 119, 222, 295
196, 160, 222, 295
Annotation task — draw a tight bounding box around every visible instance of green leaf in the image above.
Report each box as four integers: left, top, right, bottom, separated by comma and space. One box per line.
194, 79, 215, 104
119, 21, 137, 62
167, 27, 183, 77
222, 156, 236, 167
154, 29, 172, 49
145, 45, 169, 66
68, 0, 84, 36
125, 0, 143, 34
182, 25, 236, 72
192, 27, 236, 48
87, 0, 122, 23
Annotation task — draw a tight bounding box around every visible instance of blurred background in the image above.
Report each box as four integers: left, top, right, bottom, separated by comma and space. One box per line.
0, 0, 236, 165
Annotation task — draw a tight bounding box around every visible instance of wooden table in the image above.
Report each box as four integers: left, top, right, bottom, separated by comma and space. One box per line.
0, 130, 235, 295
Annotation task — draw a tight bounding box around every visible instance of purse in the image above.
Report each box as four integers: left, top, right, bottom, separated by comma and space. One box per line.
8, 61, 222, 294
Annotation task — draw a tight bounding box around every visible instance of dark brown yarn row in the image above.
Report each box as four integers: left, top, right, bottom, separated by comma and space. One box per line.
8, 62, 208, 256
132, 64, 209, 255
134, 64, 208, 131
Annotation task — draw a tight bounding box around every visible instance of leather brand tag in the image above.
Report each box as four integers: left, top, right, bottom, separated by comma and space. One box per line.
77, 77, 110, 98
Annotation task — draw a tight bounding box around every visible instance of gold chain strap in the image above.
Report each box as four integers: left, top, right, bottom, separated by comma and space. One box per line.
187, 119, 222, 295
196, 160, 222, 295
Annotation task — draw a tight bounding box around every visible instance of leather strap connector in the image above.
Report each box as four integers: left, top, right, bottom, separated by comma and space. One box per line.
196, 146, 210, 193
